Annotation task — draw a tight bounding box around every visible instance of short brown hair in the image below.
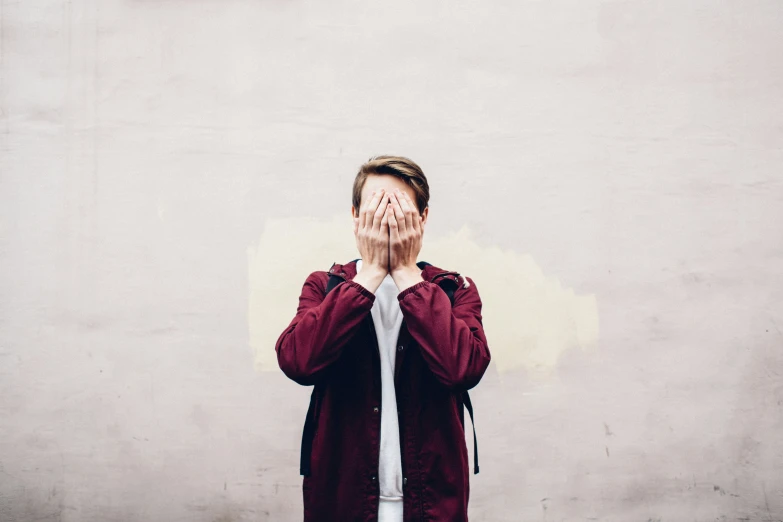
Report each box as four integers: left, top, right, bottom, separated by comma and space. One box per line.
352, 155, 430, 215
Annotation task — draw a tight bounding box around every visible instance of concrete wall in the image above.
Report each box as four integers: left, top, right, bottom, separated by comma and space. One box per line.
1, 1, 782, 520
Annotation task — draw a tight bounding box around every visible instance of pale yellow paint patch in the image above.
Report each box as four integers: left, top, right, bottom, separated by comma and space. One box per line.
248, 215, 599, 376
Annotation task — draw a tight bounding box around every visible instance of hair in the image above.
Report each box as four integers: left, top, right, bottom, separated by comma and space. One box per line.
352, 155, 430, 215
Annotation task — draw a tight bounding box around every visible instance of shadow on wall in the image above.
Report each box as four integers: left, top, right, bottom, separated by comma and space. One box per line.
248, 214, 599, 378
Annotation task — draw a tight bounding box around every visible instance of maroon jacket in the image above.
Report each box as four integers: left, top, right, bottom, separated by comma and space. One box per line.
275, 259, 491, 521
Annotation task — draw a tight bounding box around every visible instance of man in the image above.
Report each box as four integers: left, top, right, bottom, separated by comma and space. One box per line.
275, 155, 491, 521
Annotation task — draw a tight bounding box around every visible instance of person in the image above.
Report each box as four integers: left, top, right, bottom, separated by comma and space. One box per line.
275, 155, 491, 521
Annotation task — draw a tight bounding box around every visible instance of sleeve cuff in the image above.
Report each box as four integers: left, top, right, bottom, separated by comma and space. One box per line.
397, 280, 430, 301
346, 279, 377, 303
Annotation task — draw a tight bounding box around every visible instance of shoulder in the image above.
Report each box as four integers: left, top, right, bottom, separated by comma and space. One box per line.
422, 261, 478, 295
302, 270, 330, 294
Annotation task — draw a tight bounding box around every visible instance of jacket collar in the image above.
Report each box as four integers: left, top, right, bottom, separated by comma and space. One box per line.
327, 258, 461, 285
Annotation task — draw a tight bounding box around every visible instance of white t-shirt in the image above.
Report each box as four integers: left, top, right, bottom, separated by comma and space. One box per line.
355, 259, 405, 503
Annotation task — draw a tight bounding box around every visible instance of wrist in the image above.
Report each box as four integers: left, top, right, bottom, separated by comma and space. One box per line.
391, 265, 425, 293
359, 263, 388, 279
353, 264, 388, 294
390, 264, 420, 278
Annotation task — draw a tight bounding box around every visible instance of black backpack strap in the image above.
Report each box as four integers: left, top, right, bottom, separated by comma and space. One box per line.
463, 391, 479, 475
325, 273, 342, 294
436, 275, 480, 475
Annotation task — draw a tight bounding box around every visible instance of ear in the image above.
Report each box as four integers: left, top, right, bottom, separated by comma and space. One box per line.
421, 207, 429, 227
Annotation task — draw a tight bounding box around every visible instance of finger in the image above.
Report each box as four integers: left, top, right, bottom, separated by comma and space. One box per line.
361, 189, 385, 230
387, 204, 399, 242
397, 190, 417, 233
388, 193, 407, 235
380, 203, 390, 230
365, 189, 387, 230
371, 193, 390, 231
359, 191, 374, 230
383, 205, 392, 237
408, 192, 423, 235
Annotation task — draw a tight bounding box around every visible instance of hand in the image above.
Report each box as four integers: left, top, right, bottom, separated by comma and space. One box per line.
387, 188, 424, 278
353, 188, 391, 276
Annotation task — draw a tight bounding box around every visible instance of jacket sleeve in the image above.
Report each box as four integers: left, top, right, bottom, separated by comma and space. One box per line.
275, 271, 376, 386
397, 275, 491, 391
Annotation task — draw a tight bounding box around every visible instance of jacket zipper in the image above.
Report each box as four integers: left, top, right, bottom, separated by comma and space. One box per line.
395, 322, 406, 507
334, 260, 386, 502
369, 313, 383, 505
394, 320, 405, 383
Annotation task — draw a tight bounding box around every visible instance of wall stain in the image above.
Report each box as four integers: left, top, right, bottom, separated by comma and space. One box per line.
248, 216, 599, 377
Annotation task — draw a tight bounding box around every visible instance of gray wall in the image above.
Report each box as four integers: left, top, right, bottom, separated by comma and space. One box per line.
2, 1, 782, 521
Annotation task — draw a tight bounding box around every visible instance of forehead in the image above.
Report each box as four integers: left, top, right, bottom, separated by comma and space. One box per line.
361, 174, 411, 194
